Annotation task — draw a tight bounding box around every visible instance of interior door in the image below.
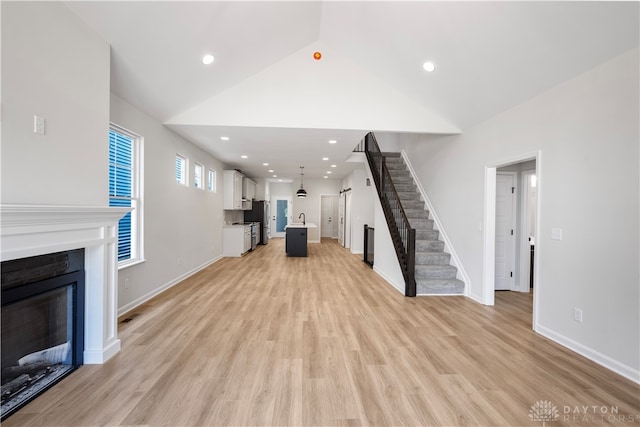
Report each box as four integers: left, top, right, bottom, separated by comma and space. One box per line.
338, 194, 345, 245
271, 198, 291, 238
344, 191, 352, 249
320, 195, 339, 239
495, 173, 516, 290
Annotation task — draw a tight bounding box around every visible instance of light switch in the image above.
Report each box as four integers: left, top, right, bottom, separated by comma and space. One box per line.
551, 228, 563, 240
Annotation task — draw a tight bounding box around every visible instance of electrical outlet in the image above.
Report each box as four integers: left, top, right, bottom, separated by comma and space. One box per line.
178, 257, 181, 266
124, 278, 130, 289
551, 227, 563, 240
34, 115, 46, 135
574, 307, 583, 323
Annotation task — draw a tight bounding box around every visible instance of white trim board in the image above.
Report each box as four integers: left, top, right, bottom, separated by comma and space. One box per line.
373, 266, 404, 295
535, 324, 640, 384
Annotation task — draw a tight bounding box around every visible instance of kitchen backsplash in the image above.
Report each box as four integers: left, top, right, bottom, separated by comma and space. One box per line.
224, 210, 244, 224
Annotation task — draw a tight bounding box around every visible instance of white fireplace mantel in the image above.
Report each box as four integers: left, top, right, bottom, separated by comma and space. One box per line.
1, 204, 131, 364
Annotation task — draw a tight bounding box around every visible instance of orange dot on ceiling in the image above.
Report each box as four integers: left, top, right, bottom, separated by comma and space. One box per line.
313, 51, 322, 60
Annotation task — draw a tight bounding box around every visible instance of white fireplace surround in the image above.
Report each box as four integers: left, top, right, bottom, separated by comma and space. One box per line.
1, 204, 131, 364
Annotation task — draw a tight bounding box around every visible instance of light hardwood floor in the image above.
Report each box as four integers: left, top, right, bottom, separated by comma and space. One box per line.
6, 238, 639, 426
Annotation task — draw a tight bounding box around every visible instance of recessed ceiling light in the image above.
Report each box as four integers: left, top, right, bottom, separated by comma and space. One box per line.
202, 54, 215, 65
220, 136, 229, 141
323, 176, 328, 179
328, 140, 337, 144
241, 155, 248, 159
322, 157, 329, 161
268, 169, 274, 173
263, 163, 269, 166
326, 171, 332, 174
273, 174, 278, 178
278, 179, 283, 182
423, 61, 435, 72
331, 164, 336, 168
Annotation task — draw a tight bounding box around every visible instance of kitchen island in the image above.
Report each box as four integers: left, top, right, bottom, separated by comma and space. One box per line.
284, 223, 317, 257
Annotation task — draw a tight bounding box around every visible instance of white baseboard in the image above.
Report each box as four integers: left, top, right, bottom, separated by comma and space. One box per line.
84, 339, 121, 364
373, 266, 404, 294
535, 324, 640, 384
416, 293, 465, 297
118, 256, 223, 317
466, 291, 486, 305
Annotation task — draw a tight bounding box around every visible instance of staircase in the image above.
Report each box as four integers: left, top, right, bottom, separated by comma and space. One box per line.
383, 153, 464, 295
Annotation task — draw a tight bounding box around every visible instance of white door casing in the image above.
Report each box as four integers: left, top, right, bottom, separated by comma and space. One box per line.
519, 169, 537, 292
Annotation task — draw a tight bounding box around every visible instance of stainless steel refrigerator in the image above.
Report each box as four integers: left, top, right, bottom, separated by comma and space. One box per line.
244, 200, 270, 245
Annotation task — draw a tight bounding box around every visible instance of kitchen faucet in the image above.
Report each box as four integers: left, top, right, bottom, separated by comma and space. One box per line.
298, 212, 305, 225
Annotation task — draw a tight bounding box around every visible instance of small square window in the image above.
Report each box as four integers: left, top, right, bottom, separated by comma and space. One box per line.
208, 169, 216, 192
194, 163, 204, 189
176, 154, 188, 186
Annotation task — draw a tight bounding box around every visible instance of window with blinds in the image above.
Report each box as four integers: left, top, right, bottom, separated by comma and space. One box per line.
176, 154, 187, 186
194, 163, 203, 189
109, 125, 143, 265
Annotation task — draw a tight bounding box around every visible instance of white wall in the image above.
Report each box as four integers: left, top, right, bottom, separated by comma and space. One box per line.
110, 95, 225, 314
372, 192, 405, 294
1, 1, 110, 206
399, 48, 640, 380
342, 167, 375, 254
291, 178, 341, 243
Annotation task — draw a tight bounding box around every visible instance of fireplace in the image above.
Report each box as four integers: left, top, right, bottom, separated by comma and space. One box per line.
0, 204, 130, 417
1, 249, 85, 420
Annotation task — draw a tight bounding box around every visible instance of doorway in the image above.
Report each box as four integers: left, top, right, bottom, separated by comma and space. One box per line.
339, 190, 352, 249
483, 153, 540, 326
271, 197, 291, 238
520, 169, 537, 291
320, 195, 339, 239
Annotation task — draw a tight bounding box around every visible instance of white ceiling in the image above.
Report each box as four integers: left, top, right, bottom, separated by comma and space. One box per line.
64, 1, 639, 180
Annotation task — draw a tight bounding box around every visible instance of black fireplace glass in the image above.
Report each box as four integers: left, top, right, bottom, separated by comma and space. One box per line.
1, 250, 84, 420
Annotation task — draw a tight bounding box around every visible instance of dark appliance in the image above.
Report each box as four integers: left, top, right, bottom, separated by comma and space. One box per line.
244, 201, 270, 245
250, 222, 258, 251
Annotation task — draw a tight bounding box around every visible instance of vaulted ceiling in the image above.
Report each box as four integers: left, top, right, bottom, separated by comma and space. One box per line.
64, 1, 639, 180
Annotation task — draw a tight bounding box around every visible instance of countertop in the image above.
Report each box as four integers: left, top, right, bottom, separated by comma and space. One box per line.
285, 223, 317, 229
223, 223, 256, 228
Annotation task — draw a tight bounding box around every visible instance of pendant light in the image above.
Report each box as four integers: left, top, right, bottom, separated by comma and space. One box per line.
296, 166, 307, 198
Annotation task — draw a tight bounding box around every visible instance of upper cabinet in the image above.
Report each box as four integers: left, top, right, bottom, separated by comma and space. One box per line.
224, 170, 256, 210
223, 170, 244, 210
242, 177, 256, 210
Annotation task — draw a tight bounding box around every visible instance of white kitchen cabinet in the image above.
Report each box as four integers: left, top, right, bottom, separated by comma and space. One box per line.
242, 178, 257, 210
223, 170, 244, 210
223, 225, 251, 257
